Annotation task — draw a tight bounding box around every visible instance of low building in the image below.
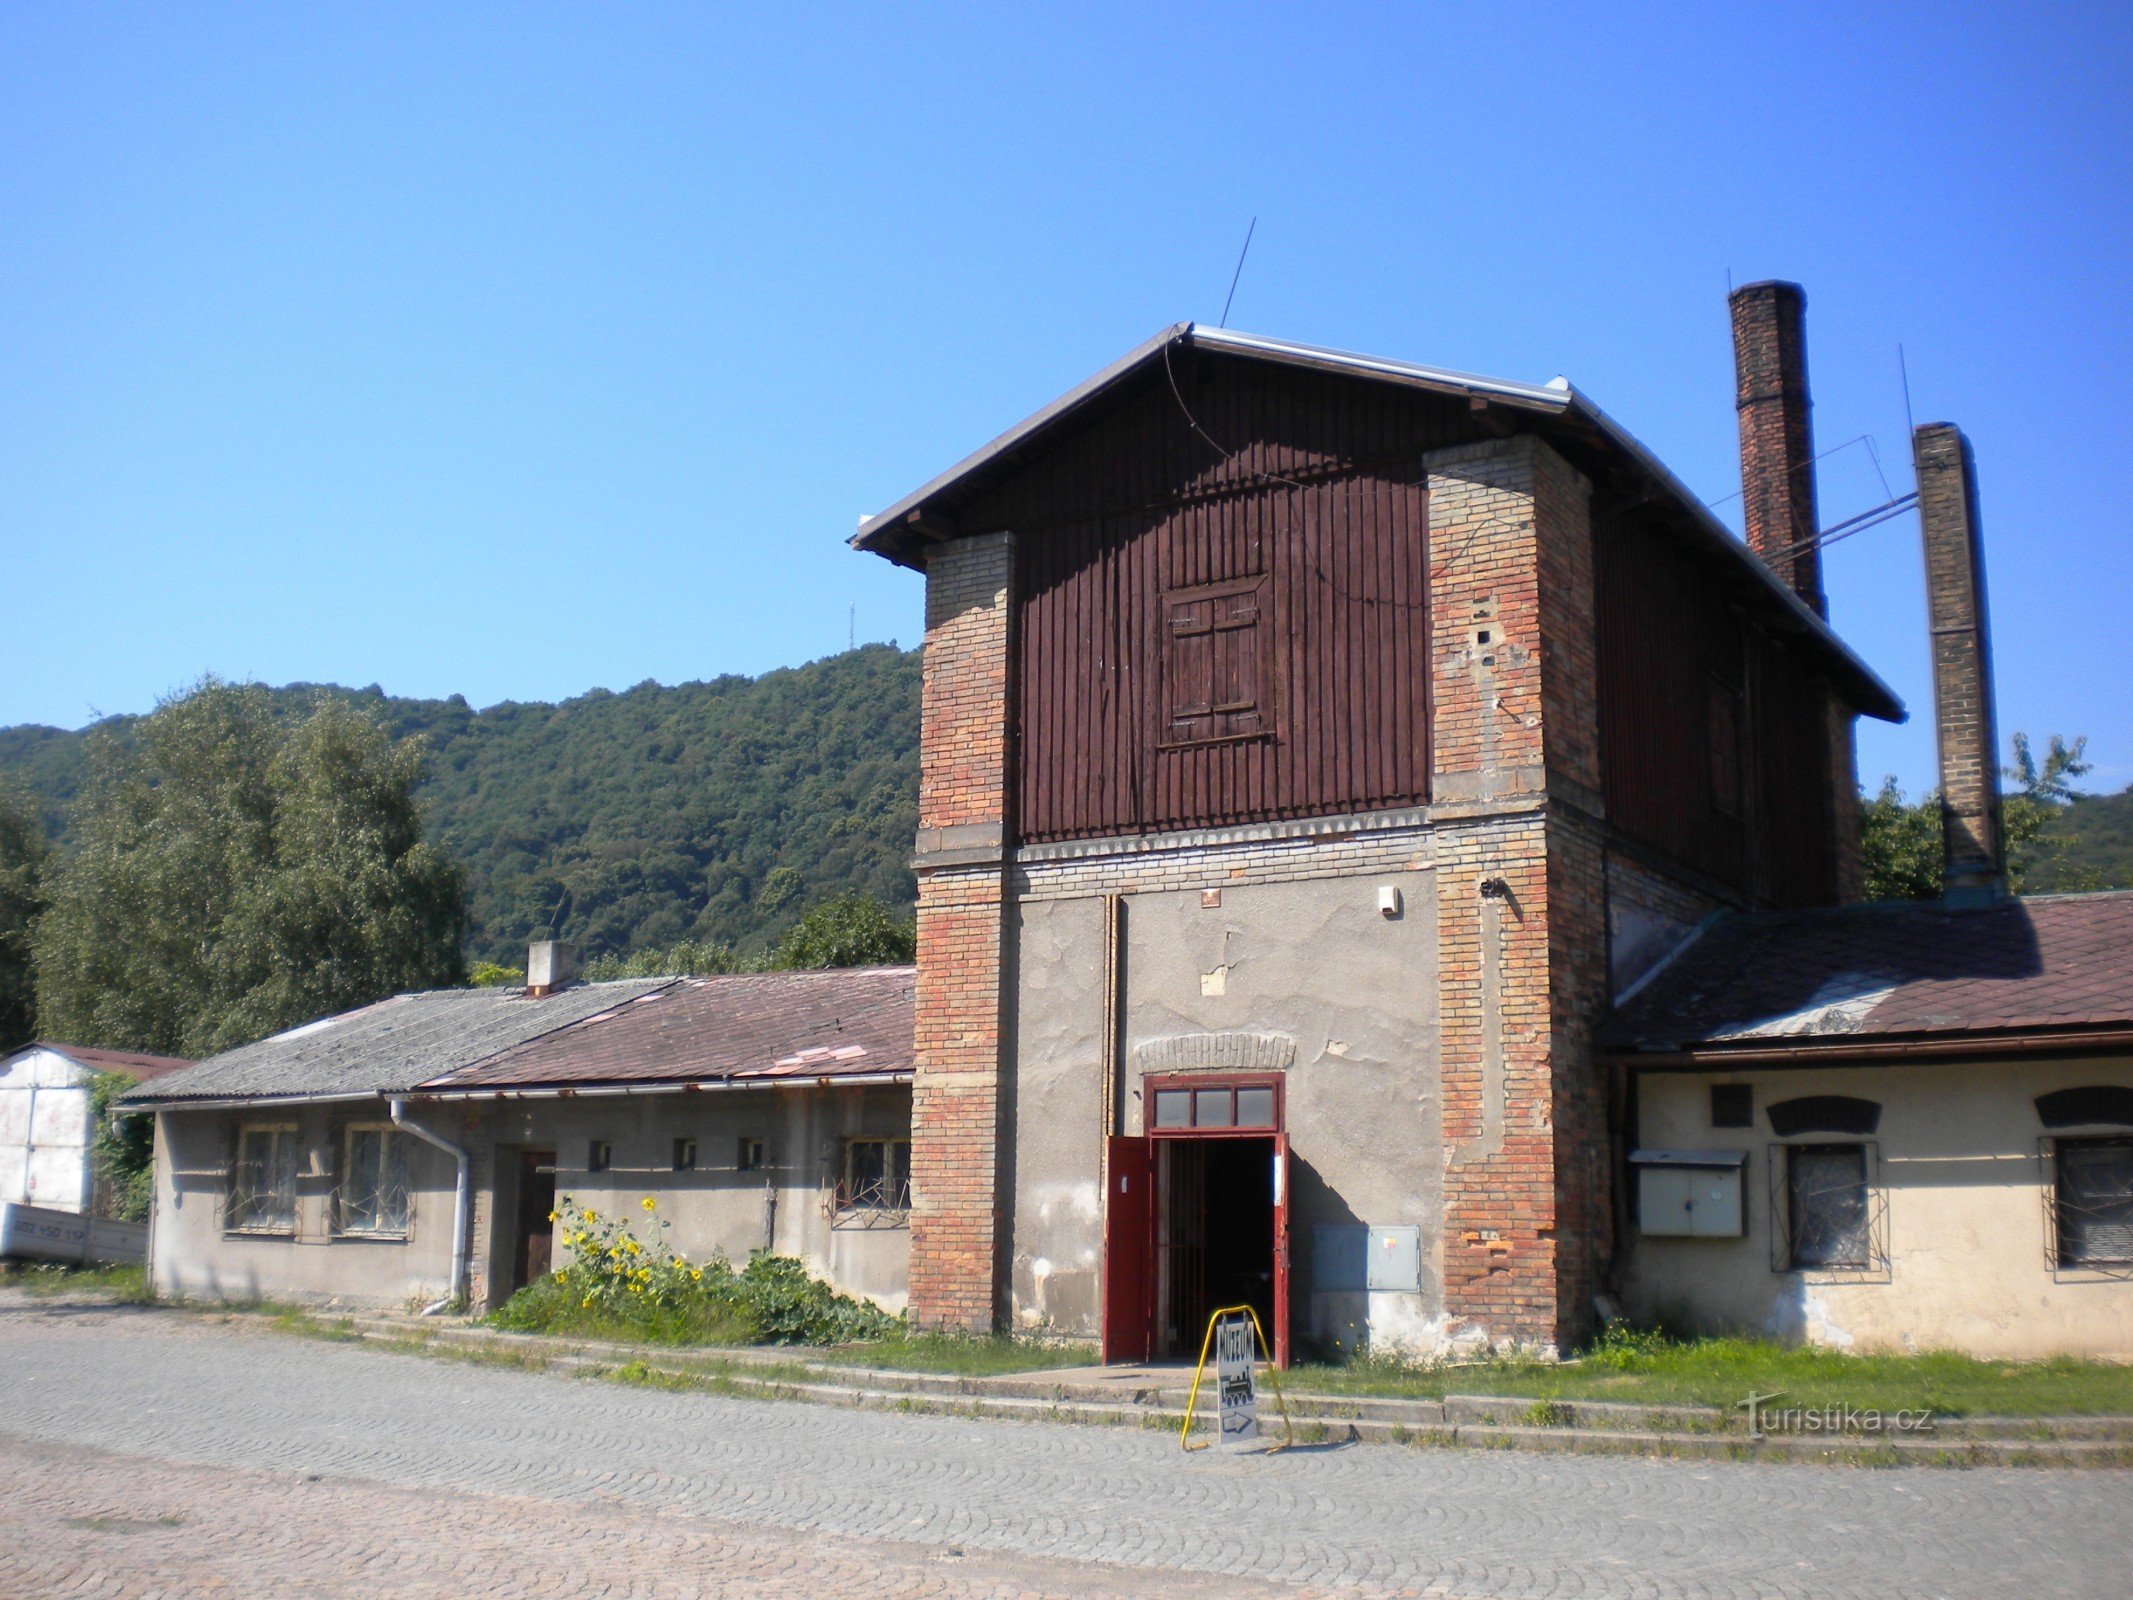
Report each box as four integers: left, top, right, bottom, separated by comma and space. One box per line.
122, 955, 916, 1313
422, 965, 914, 1313
1610, 893, 2133, 1359
1, 1042, 193, 1215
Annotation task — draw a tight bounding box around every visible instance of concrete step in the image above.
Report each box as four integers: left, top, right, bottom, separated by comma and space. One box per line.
314, 1314, 2133, 1468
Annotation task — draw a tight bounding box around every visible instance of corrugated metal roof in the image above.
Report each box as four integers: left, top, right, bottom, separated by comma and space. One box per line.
421, 966, 915, 1092
849, 323, 1902, 723
118, 980, 676, 1107
1606, 891, 2133, 1055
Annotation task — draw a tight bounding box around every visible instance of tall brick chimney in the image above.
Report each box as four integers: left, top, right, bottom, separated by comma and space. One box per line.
1729, 281, 1826, 616
1913, 422, 2005, 905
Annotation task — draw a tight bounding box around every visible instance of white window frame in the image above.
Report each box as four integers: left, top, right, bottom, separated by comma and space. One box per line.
335, 1122, 414, 1240
227, 1122, 301, 1236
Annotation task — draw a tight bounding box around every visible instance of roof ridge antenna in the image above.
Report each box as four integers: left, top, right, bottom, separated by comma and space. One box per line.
1218, 217, 1256, 329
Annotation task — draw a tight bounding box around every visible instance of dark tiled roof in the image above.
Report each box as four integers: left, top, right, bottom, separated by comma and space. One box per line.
1606, 891, 2133, 1053
19, 1042, 195, 1080
424, 966, 916, 1091
119, 980, 675, 1104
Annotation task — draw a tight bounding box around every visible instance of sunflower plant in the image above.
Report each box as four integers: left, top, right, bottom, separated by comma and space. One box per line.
492, 1193, 896, 1347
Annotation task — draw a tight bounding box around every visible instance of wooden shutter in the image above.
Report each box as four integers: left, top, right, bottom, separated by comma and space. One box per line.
1212, 589, 1263, 737
1164, 581, 1265, 745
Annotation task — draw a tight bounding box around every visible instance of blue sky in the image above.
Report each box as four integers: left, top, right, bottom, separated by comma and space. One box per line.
3, 3, 2128, 795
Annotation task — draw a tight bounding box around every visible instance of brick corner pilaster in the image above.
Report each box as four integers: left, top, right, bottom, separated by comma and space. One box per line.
908, 532, 1015, 1334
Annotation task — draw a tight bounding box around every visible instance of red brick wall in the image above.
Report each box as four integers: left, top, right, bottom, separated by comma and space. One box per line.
908, 532, 1014, 1332
1729, 280, 1825, 616
1427, 437, 1609, 1352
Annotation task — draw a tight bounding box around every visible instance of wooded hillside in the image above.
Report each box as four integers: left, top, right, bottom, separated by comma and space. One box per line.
0, 646, 920, 968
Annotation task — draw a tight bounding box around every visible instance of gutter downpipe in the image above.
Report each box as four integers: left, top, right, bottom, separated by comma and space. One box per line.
389, 1097, 468, 1316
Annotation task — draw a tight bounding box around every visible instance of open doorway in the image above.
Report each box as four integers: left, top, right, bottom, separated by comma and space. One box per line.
1104, 1072, 1289, 1366
511, 1149, 556, 1295
1157, 1136, 1275, 1356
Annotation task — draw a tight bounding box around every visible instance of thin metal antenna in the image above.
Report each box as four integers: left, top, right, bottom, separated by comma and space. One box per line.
1219, 217, 1257, 328
1898, 345, 1916, 443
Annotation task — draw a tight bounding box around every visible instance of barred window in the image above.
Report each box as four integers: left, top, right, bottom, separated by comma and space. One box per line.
840, 1139, 911, 1213
1786, 1144, 1870, 1269
2056, 1138, 2133, 1267
338, 1125, 412, 1236
228, 1124, 299, 1234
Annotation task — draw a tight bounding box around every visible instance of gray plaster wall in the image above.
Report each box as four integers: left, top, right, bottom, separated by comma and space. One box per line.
151, 1105, 458, 1309
478, 1085, 912, 1313
1008, 863, 1442, 1354
151, 1086, 912, 1315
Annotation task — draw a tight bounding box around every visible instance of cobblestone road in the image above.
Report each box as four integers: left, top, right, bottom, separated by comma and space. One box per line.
3, 1297, 2128, 1599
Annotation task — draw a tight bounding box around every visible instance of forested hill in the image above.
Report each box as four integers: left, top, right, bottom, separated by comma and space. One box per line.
2024, 784, 2133, 894
0, 646, 920, 967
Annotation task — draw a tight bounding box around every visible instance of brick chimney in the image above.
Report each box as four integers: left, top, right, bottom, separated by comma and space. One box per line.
1729, 281, 1826, 616
1913, 422, 2005, 905
525, 940, 577, 998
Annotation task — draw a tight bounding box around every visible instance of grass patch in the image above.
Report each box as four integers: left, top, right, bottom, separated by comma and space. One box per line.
809, 1330, 1093, 1377
0, 1262, 151, 1301
489, 1277, 759, 1347
1290, 1329, 2133, 1417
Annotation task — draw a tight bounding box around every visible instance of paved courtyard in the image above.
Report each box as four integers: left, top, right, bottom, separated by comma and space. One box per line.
2, 1295, 2127, 1599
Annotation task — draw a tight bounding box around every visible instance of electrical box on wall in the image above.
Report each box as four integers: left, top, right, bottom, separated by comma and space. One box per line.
1365, 1225, 1423, 1291
1312, 1224, 1424, 1292
1633, 1150, 1747, 1238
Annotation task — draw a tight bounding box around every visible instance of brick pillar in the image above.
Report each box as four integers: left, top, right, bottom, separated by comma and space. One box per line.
1914, 423, 2005, 905
908, 531, 1014, 1332
1426, 436, 1609, 1353
1729, 280, 1825, 616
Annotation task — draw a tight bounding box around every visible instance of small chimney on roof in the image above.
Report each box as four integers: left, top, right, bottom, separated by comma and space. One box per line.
526, 940, 577, 998
1913, 422, 2005, 905
1729, 280, 1827, 616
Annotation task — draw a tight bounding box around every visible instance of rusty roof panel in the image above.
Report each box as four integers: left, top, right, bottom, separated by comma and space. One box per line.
422, 966, 915, 1090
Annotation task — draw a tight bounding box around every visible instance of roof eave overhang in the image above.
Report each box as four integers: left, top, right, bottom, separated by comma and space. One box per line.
850, 324, 1902, 723
117, 1089, 394, 1114
412, 1071, 915, 1100
1608, 1024, 2133, 1071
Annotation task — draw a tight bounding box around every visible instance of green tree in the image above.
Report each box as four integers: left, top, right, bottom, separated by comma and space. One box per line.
2003, 733, 2095, 891
769, 893, 915, 970
1859, 731, 2097, 901
34, 679, 466, 1056
580, 938, 742, 980
1860, 775, 1943, 901
0, 783, 46, 1050
87, 1070, 154, 1222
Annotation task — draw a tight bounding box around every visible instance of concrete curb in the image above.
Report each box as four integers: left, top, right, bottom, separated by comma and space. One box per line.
295, 1311, 2133, 1470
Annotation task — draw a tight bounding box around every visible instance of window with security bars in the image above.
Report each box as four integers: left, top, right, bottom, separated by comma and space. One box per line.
336, 1125, 412, 1236
1772, 1143, 1883, 1272
834, 1138, 911, 1221
2054, 1138, 2133, 1267
228, 1124, 300, 1234
1163, 580, 1266, 744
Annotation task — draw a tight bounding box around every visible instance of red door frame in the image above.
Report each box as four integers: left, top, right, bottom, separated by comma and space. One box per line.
1104, 1073, 1289, 1367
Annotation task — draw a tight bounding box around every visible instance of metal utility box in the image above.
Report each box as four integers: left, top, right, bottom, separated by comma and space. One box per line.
1312, 1224, 1422, 1292
1365, 1225, 1422, 1291
1633, 1150, 1747, 1238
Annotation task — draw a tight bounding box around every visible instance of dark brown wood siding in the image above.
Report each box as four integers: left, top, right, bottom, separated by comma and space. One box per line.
968, 357, 1454, 843
1596, 516, 1839, 906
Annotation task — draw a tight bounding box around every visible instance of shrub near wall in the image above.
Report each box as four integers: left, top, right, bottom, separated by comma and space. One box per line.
491, 1196, 896, 1346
